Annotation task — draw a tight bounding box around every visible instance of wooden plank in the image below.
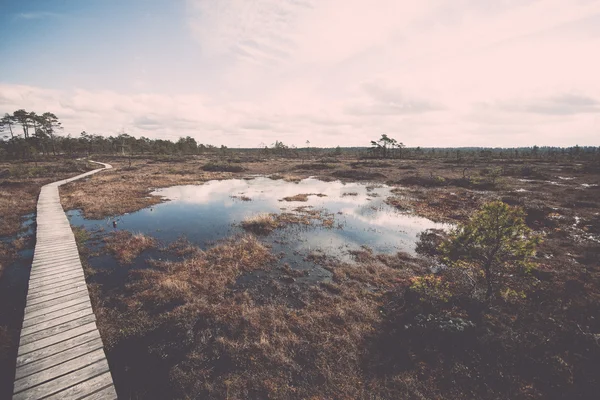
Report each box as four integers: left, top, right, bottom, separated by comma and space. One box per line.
25, 291, 90, 314
20, 314, 96, 346
27, 276, 85, 296
29, 264, 83, 280
17, 330, 100, 368
43, 371, 114, 400
29, 266, 83, 281
14, 348, 105, 392
80, 384, 118, 400
34, 239, 76, 247
28, 270, 84, 289
14, 161, 116, 399
15, 338, 104, 380
31, 255, 81, 267
20, 308, 94, 338
24, 297, 91, 322
27, 285, 87, 306
31, 250, 78, 260
13, 359, 110, 400
18, 321, 98, 357
29, 263, 83, 280
29, 266, 83, 283
22, 301, 91, 329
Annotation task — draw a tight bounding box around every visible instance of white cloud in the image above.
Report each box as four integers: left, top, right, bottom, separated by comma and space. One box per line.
2, 0, 600, 146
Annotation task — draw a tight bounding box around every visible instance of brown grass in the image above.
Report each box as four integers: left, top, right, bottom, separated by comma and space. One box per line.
387, 189, 484, 222
240, 214, 279, 235
104, 231, 157, 264
241, 208, 336, 235
89, 233, 431, 399
0, 159, 96, 236
280, 193, 327, 202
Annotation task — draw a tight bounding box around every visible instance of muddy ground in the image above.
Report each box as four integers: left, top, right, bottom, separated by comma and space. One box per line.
1, 154, 599, 399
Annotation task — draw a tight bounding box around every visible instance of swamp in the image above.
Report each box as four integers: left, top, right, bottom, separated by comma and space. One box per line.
1, 150, 599, 399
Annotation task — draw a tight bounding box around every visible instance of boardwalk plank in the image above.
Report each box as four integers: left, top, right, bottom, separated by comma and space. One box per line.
27, 276, 85, 296
29, 264, 83, 280
16, 330, 100, 368
13, 161, 115, 399
20, 313, 96, 346
15, 338, 104, 380
24, 297, 91, 321
13, 359, 110, 400
29, 264, 84, 280
28, 271, 84, 289
22, 301, 92, 329
80, 384, 118, 400
43, 372, 114, 400
25, 291, 90, 314
26, 285, 87, 306
18, 322, 98, 356
20, 308, 94, 338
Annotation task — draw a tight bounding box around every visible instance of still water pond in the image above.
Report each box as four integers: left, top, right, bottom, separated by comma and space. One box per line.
68, 177, 446, 273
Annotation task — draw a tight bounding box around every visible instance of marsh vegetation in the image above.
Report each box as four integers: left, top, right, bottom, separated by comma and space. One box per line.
0, 149, 599, 399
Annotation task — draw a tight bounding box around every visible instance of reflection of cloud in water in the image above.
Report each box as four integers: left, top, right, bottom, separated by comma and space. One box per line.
342, 205, 448, 233
152, 177, 447, 256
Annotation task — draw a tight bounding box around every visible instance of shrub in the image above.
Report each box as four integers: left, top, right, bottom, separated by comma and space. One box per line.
409, 274, 452, 304
441, 201, 541, 300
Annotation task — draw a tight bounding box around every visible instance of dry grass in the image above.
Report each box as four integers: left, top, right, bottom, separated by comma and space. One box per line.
280, 193, 327, 202
0, 160, 96, 236
240, 214, 279, 235
387, 189, 484, 222
89, 233, 433, 399
267, 173, 303, 183
241, 208, 336, 235
104, 231, 158, 264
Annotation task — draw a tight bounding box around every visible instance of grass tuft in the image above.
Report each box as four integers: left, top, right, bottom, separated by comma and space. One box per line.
104, 231, 158, 264
241, 214, 279, 235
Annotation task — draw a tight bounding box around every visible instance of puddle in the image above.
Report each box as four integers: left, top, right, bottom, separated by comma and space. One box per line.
67, 177, 447, 280
0, 214, 36, 398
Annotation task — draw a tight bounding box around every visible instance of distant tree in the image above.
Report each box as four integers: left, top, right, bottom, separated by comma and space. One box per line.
13, 109, 31, 138
271, 140, 288, 156
39, 112, 62, 155
1, 113, 16, 139
441, 201, 540, 300
370, 134, 400, 158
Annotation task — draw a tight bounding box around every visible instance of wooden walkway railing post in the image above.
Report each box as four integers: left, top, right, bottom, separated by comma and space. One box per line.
12, 161, 118, 400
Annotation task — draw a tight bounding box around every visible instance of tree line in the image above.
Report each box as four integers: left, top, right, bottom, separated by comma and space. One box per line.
1, 110, 598, 161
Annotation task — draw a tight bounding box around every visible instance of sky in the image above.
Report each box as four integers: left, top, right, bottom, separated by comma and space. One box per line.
1, 0, 599, 147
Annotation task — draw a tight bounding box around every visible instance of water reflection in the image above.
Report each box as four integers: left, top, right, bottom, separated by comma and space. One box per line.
68, 177, 448, 273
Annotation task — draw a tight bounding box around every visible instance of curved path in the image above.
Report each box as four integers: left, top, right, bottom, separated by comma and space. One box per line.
12, 161, 117, 400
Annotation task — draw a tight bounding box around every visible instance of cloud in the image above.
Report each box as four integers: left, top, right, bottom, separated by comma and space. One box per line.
495, 94, 600, 115
2, 1, 600, 147
344, 80, 442, 116
15, 12, 61, 20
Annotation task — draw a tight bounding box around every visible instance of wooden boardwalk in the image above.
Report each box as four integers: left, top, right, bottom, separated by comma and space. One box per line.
13, 161, 118, 400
